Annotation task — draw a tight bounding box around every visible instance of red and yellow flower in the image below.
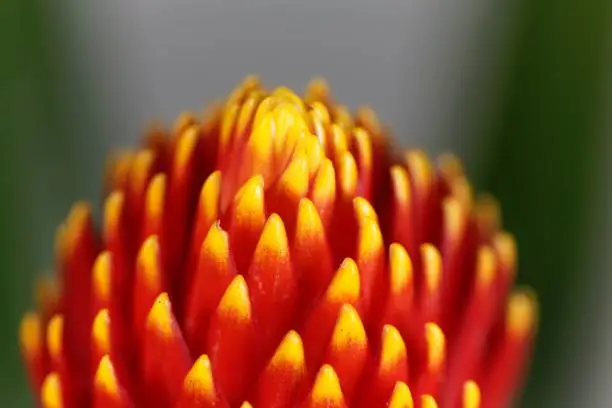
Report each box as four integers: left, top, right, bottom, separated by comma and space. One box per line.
20, 77, 537, 408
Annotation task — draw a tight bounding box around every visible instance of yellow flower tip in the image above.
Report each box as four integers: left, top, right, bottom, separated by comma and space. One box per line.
269, 330, 305, 370
389, 243, 413, 295
19, 312, 42, 359
174, 125, 199, 172
131, 149, 154, 190
331, 124, 349, 153
305, 77, 330, 101
405, 150, 433, 192
92, 251, 112, 303
255, 213, 289, 259
463, 380, 481, 408
493, 232, 518, 274
475, 246, 496, 289
438, 153, 465, 181
357, 218, 383, 261
475, 193, 501, 231
424, 322, 445, 372
388, 381, 414, 408
278, 155, 309, 198
506, 290, 538, 338
421, 244, 442, 295
295, 198, 324, 240
421, 394, 439, 408
64, 201, 92, 253
217, 275, 252, 322
137, 236, 161, 287
311, 159, 336, 204
390, 165, 411, 203
380, 325, 407, 373
146, 292, 174, 338
311, 364, 345, 404
103, 190, 125, 236
46, 315, 64, 360
41, 372, 63, 408
442, 197, 465, 242
240, 401, 254, 408
353, 127, 373, 166
95, 355, 119, 395
353, 197, 378, 224
201, 222, 230, 264
330, 303, 367, 351
326, 258, 361, 304
248, 112, 275, 162
300, 134, 324, 177
338, 151, 358, 197
35, 275, 59, 313
183, 354, 217, 400
146, 173, 167, 219
310, 101, 331, 124
356, 106, 382, 135
92, 309, 111, 355
233, 175, 265, 223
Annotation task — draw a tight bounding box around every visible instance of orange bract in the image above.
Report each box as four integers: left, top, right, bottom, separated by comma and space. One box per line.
20, 77, 537, 408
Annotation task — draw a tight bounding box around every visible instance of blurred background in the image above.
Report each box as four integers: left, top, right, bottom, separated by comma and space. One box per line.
1, 0, 610, 406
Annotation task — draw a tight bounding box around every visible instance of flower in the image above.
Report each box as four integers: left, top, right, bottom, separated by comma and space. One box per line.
19, 76, 537, 408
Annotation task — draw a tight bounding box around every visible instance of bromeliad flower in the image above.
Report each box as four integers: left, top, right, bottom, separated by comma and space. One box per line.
20, 77, 537, 408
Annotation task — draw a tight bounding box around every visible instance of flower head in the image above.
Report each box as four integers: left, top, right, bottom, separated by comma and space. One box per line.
20, 77, 537, 408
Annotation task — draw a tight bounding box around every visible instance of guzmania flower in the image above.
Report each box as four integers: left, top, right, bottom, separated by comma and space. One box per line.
20, 77, 537, 408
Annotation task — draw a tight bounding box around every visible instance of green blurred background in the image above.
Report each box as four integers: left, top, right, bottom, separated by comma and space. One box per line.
1, 1, 610, 406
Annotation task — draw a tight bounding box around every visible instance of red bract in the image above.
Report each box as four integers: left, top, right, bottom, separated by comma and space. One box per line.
20, 77, 537, 408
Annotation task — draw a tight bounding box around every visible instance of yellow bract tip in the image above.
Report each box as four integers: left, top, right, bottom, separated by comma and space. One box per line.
442, 197, 465, 242
255, 214, 289, 260
46, 315, 63, 360
202, 223, 230, 265
248, 112, 274, 163
175, 126, 199, 171
64, 201, 91, 255
311, 159, 336, 205
357, 218, 383, 261
93, 251, 112, 304
233, 175, 265, 224
390, 165, 411, 204
103, 191, 124, 241
388, 381, 414, 408
295, 198, 324, 241
19, 312, 41, 359
137, 236, 161, 288
507, 290, 538, 337
405, 150, 432, 194
424, 322, 445, 371
463, 380, 481, 408
380, 325, 407, 372
330, 304, 367, 350
183, 355, 217, 400
199, 171, 222, 218
217, 275, 251, 321
353, 197, 378, 223
311, 364, 344, 403
146, 293, 174, 338
326, 258, 360, 303
240, 402, 254, 408
131, 149, 154, 191
475, 246, 496, 289
270, 330, 305, 369
338, 151, 357, 197
421, 395, 439, 408
95, 355, 119, 395
421, 244, 442, 295
41, 372, 63, 408
493, 232, 517, 274
146, 174, 166, 220
389, 243, 412, 295
278, 155, 309, 199
92, 309, 111, 355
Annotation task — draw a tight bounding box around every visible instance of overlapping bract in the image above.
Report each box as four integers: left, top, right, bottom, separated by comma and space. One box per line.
20, 77, 537, 408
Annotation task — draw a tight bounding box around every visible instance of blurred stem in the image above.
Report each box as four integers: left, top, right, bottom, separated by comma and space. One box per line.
484, 0, 610, 405
0, 0, 79, 405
